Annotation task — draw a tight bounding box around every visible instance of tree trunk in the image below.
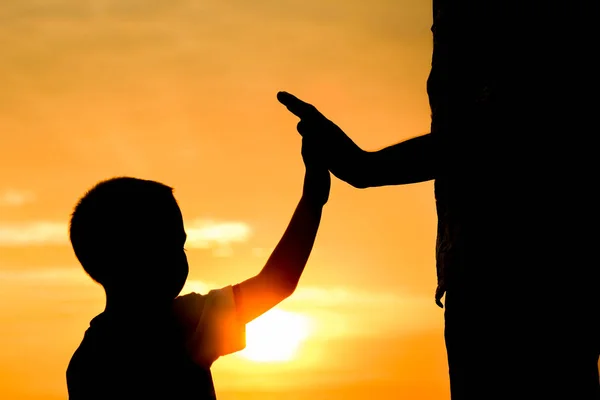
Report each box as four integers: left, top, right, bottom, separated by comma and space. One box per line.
429, 2, 599, 399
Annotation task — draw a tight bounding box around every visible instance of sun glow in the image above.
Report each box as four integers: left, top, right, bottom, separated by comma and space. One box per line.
240, 309, 311, 363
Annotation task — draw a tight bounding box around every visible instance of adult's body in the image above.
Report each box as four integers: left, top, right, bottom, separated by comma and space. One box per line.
278, 3, 598, 399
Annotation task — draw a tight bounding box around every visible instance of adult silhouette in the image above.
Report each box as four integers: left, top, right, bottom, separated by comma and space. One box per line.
277, 3, 598, 399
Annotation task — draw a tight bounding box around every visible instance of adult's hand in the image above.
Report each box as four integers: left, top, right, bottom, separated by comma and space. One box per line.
277, 91, 370, 188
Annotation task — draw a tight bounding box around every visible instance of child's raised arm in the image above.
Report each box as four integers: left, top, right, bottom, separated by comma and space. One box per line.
233, 138, 330, 324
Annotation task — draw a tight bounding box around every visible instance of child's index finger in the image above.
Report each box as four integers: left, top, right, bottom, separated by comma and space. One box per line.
277, 91, 320, 119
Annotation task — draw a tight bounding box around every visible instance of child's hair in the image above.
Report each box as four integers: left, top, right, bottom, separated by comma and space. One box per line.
69, 177, 175, 287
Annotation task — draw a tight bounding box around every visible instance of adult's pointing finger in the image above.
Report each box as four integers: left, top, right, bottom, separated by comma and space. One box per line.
276, 91, 322, 120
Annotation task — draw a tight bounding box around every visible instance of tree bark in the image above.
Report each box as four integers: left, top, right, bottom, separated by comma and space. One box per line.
429, 2, 599, 399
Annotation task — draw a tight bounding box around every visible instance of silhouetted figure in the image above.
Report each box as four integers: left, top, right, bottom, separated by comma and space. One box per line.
277, 2, 599, 390
278, 88, 599, 398
66, 138, 330, 399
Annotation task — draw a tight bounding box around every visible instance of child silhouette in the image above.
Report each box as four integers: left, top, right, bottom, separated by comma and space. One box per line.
66, 137, 329, 399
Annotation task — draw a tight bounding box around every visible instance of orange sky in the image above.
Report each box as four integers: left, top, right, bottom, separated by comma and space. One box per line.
0, 1, 449, 399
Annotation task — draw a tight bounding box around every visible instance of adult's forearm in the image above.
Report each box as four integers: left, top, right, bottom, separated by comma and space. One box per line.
358, 133, 437, 187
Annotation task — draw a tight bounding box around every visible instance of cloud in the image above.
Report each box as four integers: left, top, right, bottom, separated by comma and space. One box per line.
185, 219, 251, 254
285, 286, 439, 338
0, 268, 438, 337
287, 286, 408, 306
0, 189, 35, 207
181, 278, 426, 309
0, 269, 422, 309
0, 268, 88, 284
179, 279, 438, 337
0, 222, 67, 246
0, 219, 251, 251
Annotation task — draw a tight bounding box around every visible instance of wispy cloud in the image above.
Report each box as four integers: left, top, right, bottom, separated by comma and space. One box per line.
0, 219, 251, 251
185, 219, 251, 256
182, 280, 413, 306
0, 222, 67, 246
286, 286, 413, 307
181, 279, 438, 337
182, 279, 431, 311
0, 268, 439, 337
0, 269, 424, 309
0, 189, 35, 207
0, 267, 88, 284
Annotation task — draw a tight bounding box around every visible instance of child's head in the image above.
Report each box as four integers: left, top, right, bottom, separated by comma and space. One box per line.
69, 177, 188, 301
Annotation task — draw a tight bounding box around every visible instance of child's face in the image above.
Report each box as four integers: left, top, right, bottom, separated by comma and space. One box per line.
138, 196, 189, 300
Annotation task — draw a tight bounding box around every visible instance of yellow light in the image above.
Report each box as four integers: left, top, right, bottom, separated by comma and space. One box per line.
240, 309, 311, 363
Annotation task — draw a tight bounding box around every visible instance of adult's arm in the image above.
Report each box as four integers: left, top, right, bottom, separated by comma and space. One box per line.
277, 92, 437, 189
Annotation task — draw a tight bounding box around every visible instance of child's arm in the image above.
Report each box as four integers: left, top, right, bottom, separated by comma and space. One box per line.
233, 138, 330, 324
277, 91, 437, 188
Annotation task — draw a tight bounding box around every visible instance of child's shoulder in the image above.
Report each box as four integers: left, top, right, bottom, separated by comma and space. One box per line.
173, 286, 237, 330
175, 286, 234, 306
174, 291, 205, 309
173, 292, 207, 327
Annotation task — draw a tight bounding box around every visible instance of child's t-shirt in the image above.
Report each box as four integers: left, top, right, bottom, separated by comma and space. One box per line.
66, 285, 246, 400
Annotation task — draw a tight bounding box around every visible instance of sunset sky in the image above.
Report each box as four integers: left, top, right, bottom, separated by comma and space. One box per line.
0, 1, 449, 399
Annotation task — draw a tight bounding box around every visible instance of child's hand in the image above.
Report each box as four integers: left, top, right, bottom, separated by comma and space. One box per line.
301, 137, 331, 207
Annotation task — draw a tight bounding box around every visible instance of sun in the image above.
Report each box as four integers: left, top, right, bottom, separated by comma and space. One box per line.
239, 309, 311, 363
